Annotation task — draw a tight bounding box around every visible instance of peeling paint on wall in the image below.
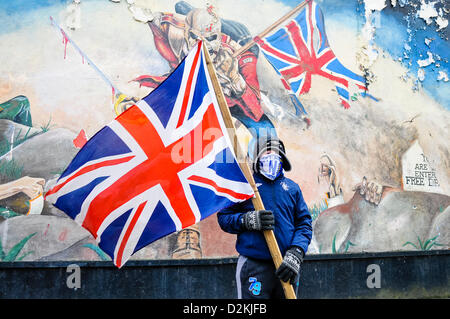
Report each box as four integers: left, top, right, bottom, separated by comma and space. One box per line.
437, 70, 449, 81
417, 0, 438, 25
415, 0, 448, 31
65, 0, 82, 30
417, 51, 435, 67
360, 0, 387, 67
365, 0, 449, 101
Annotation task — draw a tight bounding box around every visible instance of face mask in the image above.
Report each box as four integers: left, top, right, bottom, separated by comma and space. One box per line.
258, 153, 283, 181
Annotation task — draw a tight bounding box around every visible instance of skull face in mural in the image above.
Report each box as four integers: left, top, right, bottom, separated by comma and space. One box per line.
182, 8, 246, 98
184, 8, 222, 59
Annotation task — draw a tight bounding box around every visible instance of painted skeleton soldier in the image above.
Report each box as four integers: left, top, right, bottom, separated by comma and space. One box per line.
129, 1, 277, 139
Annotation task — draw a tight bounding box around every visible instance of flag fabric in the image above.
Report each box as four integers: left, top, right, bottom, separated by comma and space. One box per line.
255, 0, 377, 109
45, 41, 254, 268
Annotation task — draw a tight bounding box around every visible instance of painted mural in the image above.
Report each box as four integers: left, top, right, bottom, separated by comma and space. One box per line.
0, 0, 448, 264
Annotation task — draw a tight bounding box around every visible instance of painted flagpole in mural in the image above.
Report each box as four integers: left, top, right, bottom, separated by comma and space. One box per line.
45, 41, 255, 269
236, 0, 378, 110
49, 16, 130, 115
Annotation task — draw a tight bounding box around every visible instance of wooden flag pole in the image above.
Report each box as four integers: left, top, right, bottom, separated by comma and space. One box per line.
202, 42, 297, 299
233, 0, 311, 57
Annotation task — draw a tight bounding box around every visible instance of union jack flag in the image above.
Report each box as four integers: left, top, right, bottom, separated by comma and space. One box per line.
255, 0, 377, 109
45, 42, 254, 268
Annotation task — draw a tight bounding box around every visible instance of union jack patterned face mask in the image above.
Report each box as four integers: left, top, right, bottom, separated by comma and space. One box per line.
258, 153, 283, 181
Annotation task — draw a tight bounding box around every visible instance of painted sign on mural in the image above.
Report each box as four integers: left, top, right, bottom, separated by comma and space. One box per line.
0, 0, 448, 263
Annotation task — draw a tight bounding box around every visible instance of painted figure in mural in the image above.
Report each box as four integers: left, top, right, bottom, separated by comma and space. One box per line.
217, 137, 312, 298
128, 1, 277, 139
316, 154, 384, 206
317, 154, 343, 199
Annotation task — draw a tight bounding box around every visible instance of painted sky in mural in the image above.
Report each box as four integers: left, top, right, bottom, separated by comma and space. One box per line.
1, 0, 447, 136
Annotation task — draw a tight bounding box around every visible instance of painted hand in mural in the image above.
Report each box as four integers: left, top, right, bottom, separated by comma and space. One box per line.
215, 46, 246, 97
352, 176, 383, 206
0, 176, 45, 201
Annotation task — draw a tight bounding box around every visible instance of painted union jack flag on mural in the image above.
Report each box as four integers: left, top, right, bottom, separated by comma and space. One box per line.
255, 0, 377, 109
45, 42, 254, 268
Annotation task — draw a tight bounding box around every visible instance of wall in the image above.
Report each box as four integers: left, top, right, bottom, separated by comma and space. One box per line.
0, 0, 448, 264
1, 250, 448, 298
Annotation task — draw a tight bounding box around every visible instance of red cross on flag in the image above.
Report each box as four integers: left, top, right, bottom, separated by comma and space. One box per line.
45, 42, 254, 268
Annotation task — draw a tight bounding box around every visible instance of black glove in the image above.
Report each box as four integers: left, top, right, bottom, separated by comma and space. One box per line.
241, 210, 274, 231
275, 246, 304, 284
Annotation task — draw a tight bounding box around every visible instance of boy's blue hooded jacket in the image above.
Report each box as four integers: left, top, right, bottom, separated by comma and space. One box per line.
217, 172, 312, 260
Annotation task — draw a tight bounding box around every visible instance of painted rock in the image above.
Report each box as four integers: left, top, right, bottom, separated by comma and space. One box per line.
312, 189, 450, 254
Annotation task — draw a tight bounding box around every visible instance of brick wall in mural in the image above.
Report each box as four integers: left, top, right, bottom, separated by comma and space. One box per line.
0, 0, 448, 263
